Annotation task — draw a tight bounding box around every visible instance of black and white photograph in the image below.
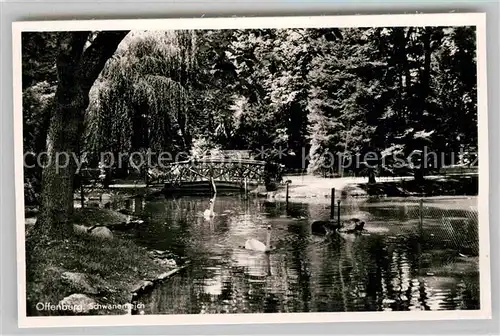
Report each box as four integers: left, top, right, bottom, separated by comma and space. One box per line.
13, 14, 490, 327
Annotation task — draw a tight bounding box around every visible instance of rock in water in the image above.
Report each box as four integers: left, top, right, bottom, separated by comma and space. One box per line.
58, 294, 96, 314
61, 272, 99, 295
89, 226, 113, 240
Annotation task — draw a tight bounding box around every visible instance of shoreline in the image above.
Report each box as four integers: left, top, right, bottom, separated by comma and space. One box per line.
25, 190, 183, 316
263, 174, 478, 208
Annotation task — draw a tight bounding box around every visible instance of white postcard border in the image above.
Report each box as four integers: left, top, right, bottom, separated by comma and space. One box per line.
12, 13, 491, 328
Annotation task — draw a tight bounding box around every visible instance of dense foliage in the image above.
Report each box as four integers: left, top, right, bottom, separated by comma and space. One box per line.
23, 26, 478, 182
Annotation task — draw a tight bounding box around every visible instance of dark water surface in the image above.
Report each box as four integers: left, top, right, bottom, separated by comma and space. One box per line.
121, 195, 479, 314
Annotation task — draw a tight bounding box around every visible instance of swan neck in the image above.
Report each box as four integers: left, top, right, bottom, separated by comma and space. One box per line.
209, 194, 216, 213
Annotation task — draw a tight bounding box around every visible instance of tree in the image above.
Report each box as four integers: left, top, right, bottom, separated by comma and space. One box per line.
36, 31, 129, 237
26, 26, 479, 222
85, 29, 240, 167
22, 33, 59, 197
432, 26, 477, 169
228, 28, 343, 168
306, 28, 380, 178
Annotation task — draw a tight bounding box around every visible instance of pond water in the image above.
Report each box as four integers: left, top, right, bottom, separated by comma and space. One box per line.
118, 195, 479, 314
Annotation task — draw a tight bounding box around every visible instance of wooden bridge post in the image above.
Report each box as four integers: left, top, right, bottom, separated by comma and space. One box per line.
244, 177, 248, 198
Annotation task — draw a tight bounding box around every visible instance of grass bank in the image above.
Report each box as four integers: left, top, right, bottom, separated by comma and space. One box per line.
269, 174, 477, 201
71, 207, 128, 226
356, 174, 478, 197
25, 208, 169, 316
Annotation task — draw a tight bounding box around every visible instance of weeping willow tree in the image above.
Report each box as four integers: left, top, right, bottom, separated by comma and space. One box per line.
33, 31, 129, 238
85, 30, 202, 165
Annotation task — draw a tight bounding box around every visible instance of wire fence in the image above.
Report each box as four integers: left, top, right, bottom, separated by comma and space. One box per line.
336, 196, 479, 257
416, 198, 478, 257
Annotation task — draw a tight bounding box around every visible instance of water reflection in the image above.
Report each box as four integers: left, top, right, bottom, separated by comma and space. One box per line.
129, 195, 479, 314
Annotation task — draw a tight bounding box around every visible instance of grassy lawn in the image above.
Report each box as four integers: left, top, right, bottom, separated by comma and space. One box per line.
357, 174, 478, 197
25, 208, 167, 316
273, 174, 478, 201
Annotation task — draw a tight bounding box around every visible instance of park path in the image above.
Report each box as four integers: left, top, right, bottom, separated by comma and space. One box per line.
273, 175, 477, 210
283, 175, 364, 196
269, 175, 372, 203
277, 175, 412, 198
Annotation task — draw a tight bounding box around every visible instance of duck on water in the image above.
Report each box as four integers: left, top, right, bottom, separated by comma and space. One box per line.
311, 218, 365, 235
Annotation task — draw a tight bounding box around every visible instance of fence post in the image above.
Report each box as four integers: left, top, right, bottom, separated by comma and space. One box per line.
418, 198, 424, 274
419, 198, 424, 235
285, 182, 290, 210
330, 188, 335, 219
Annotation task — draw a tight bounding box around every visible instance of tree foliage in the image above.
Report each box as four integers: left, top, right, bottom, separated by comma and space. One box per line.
28, 31, 129, 236
24, 25, 478, 191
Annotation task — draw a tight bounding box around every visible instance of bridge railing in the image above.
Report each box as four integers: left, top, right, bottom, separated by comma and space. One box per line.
147, 158, 267, 185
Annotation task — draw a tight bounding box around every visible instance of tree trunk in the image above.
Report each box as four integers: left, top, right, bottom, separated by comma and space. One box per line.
36, 31, 128, 238
414, 28, 432, 185
37, 92, 87, 237
395, 27, 412, 122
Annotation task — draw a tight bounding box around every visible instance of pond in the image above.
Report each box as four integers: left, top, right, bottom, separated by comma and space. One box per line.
118, 195, 480, 314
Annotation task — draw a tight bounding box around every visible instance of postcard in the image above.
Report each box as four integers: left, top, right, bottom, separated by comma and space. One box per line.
13, 13, 490, 328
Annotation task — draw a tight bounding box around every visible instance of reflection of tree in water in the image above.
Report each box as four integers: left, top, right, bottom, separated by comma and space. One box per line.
140, 267, 202, 314
286, 202, 310, 218
306, 202, 330, 224
321, 236, 348, 312
360, 203, 413, 224
457, 277, 480, 310
262, 200, 286, 217
286, 222, 312, 312
363, 236, 391, 310
360, 236, 432, 312
138, 196, 479, 314
263, 293, 281, 313
340, 235, 373, 311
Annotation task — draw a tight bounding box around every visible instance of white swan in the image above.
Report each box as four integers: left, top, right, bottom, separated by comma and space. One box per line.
203, 196, 216, 220
203, 177, 217, 221
245, 225, 272, 252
